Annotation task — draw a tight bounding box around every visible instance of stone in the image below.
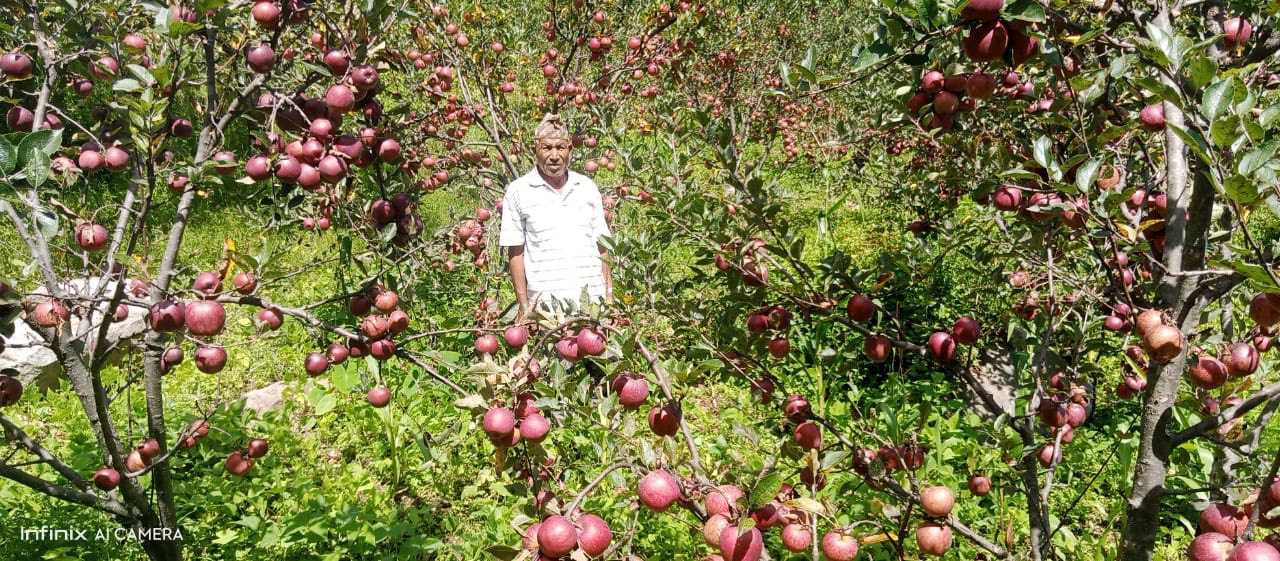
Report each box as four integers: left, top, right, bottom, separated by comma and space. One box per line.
243, 382, 287, 415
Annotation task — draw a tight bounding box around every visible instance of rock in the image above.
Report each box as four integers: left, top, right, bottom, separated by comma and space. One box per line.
0, 277, 148, 387
243, 382, 287, 415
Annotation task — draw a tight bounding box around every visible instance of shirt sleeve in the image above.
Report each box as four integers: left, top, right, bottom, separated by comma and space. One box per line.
591, 183, 611, 242
497, 187, 524, 247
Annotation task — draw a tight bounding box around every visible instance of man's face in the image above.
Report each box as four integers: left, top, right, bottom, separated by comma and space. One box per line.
535, 136, 572, 178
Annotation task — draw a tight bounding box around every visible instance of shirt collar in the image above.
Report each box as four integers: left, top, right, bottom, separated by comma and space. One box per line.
525, 168, 579, 193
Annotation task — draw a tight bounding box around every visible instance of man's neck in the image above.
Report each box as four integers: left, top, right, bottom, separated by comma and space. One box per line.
537, 168, 569, 190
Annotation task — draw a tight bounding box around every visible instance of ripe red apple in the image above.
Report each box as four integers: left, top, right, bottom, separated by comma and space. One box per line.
326, 342, 349, 364
194, 345, 227, 373
1139, 104, 1165, 131
961, 0, 1003, 20
705, 484, 743, 517
1143, 324, 1184, 362
577, 513, 612, 556
125, 449, 148, 472
1231, 541, 1280, 561
91, 55, 119, 80
138, 438, 160, 460
148, 300, 186, 332
0, 52, 34, 80
323, 49, 349, 74
75, 223, 108, 252
1224, 17, 1254, 49
648, 402, 681, 436
916, 522, 952, 556
703, 514, 730, 546
921, 70, 945, 93
537, 515, 578, 558
367, 386, 391, 408
523, 523, 542, 552
475, 334, 499, 355
104, 146, 130, 171
969, 474, 992, 496
781, 523, 811, 552
556, 336, 582, 362
253, 308, 282, 330
361, 315, 389, 339
483, 406, 516, 441
251, 1, 282, 28
246, 43, 275, 73
325, 84, 356, 114
1037, 443, 1061, 468
964, 20, 1009, 62
1250, 293, 1280, 328
304, 351, 329, 376
577, 327, 606, 356
501, 325, 528, 349
225, 451, 253, 476
920, 485, 955, 517
864, 334, 891, 362
1008, 25, 1040, 66
1224, 341, 1259, 376
247, 438, 269, 458
784, 394, 812, 423
767, 337, 790, 358
1188, 531, 1235, 561
93, 467, 121, 490
846, 294, 874, 322
952, 316, 980, 344
185, 300, 226, 336
719, 526, 764, 561
369, 339, 395, 360
31, 300, 69, 328
161, 346, 184, 371
638, 469, 681, 511
1066, 402, 1088, 427
1200, 503, 1250, 539
611, 373, 650, 408
793, 421, 822, 450
927, 331, 956, 362
373, 290, 399, 312
518, 412, 550, 443
822, 530, 859, 561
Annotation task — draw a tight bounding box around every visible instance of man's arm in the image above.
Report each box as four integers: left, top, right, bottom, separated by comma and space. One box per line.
598, 243, 613, 303
508, 245, 530, 314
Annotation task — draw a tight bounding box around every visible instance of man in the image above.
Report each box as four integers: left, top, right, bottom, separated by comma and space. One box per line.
499, 113, 613, 316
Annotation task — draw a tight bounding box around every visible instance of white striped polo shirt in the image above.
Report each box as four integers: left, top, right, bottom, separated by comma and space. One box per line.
498, 168, 611, 305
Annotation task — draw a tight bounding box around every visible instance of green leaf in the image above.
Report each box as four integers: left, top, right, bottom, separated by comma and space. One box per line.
778, 62, 791, 89
1210, 115, 1241, 148
126, 64, 156, 86
1167, 124, 1213, 167
1032, 136, 1054, 172
330, 362, 359, 393
800, 46, 816, 75
15, 129, 56, 169
1260, 106, 1280, 129
0, 135, 15, 175
1075, 158, 1101, 194
1212, 258, 1280, 292
1202, 79, 1233, 121
1185, 56, 1217, 91
1223, 174, 1261, 205
748, 471, 783, 509
113, 79, 142, 93
313, 393, 337, 416
1238, 140, 1278, 175
1004, 0, 1045, 22
1134, 77, 1180, 104
23, 149, 49, 188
